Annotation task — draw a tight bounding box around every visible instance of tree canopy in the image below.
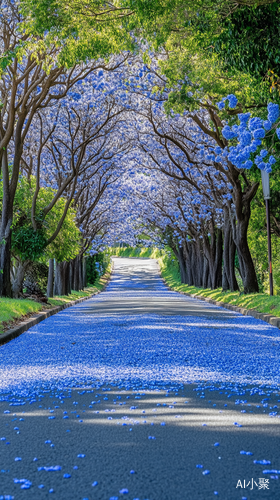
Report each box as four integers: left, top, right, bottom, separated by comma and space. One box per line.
1, 0, 280, 298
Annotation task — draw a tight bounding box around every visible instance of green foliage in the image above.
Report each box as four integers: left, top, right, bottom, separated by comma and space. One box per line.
45, 205, 80, 262
12, 225, 47, 262
244, 134, 280, 295
13, 0, 279, 112
86, 254, 102, 285
213, 3, 280, 80
248, 193, 280, 296
23, 262, 49, 295
19, 0, 137, 67
133, 4, 272, 115
86, 253, 111, 285
160, 40, 268, 115
0, 174, 80, 263
130, 1, 277, 113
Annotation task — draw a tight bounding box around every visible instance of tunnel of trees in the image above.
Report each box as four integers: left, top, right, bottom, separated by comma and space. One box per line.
1, 0, 280, 299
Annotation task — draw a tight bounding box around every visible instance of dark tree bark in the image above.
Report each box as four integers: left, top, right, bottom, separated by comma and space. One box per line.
222, 211, 239, 292
73, 256, 80, 291
190, 244, 197, 285
197, 241, 205, 287
79, 256, 84, 290
183, 242, 194, 286
54, 261, 66, 296
70, 259, 74, 291
83, 257, 87, 288
215, 230, 223, 288
12, 260, 31, 298
207, 267, 212, 288
191, 241, 204, 287
0, 231, 12, 297
203, 228, 223, 290
231, 200, 259, 293
202, 257, 209, 289
173, 245, 187, 283
68, 262, 72, 295
0, 151, 13, 297
47, 259, 54, 298
64, 261, 71, 296
236, 248, 245, 283
54, 262, 58, 296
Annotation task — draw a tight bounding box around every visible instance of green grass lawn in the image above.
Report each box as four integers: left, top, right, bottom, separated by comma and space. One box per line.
0, 267, 111, 334
110, 247, 280, 319
0, 298, 43, 334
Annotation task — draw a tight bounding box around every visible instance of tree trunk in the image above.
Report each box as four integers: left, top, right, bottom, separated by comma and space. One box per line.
69, 259, 74, 291
197, 241, 204, 287
12, 260, 31, 298
54, 261, 58, 296
79, 256, 84, 290
73, 256, 80, 291
0, 151, 13, 297
202, 225, 223, 290
60, 262, 66, 296
192, 241, 203, 287
181, 241, 189, 284
64, 261, 71, 296
173, 245, 187, 284
185, 242, 194, 286
202, 257, 209, 289
47, 258, 54, 298
54, 261, 66, 296
83, 257, 87, 288
207, 269, 212, 288
222, 213, 239, 292
190, 244, 197, 285
232, 207, 259, 293
211, 229, 223, 289
68, 262, 72, 295
0, 231, 12, 297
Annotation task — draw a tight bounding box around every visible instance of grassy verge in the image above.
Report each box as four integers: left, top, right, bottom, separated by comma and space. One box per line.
110, 247, 280, 318
0, 298, 43, 334
47, 267, 111, 307
108, 246, 165, 259
0, 265, 111, 334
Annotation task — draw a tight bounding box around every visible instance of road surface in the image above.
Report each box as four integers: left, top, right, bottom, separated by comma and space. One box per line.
0, 258, 279, 500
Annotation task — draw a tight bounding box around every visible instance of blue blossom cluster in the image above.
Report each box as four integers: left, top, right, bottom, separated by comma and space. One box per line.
267, 103, 280, 124
219, 99, 280, 173
217, 94, 238, 110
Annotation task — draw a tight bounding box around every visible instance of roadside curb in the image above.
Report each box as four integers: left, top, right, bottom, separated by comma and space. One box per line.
0, 270, 111, 346
161, 277, 280, 330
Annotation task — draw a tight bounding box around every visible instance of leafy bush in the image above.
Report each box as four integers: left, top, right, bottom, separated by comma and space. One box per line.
23, 262, 49, 295
86, 253, 110, 285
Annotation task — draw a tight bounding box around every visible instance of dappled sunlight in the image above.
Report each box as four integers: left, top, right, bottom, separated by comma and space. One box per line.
78, 411, 280, 432
1, 388, 278, 437
1, 297, 280, 390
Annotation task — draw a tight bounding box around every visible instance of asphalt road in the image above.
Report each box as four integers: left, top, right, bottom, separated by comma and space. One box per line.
0, 257, 279, 500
